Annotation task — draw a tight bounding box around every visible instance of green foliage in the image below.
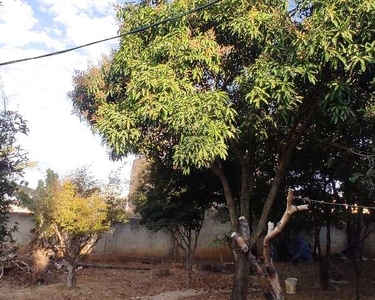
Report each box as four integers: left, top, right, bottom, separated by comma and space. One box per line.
131, 159, 221, 231
51, 180, 110, 236
33, 168, 127, 269
16, 186, 36, 211
131, 158, 223, 268
71, 0, 374, 172
69, 2, 374, 294
0, 98, 29, 250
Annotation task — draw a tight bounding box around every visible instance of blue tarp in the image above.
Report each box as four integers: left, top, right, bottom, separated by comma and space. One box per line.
287, 233, 313, 262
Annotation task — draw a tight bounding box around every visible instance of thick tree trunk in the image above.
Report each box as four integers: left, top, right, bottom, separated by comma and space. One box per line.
231, 253, 250, 300
66, 261, 76, 287
239, 158, 255, 222
212, 160, 254, 300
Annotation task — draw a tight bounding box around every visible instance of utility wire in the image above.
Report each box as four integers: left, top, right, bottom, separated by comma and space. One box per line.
0, 0, 222, 67
293, 196, 375, 211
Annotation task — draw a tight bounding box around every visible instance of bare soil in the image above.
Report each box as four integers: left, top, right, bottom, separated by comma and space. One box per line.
0, 259, 374, 300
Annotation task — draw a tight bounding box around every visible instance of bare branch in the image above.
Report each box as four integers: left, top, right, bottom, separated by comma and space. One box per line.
232, 190, 309, 300
231, 232, 249, 253
239, 216, 251, 242
262, 189, 309, 300
264, 190, 308, 246
323, 141, 375, 158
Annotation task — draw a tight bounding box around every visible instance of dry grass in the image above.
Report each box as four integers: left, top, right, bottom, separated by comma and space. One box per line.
0, 259, 374, 299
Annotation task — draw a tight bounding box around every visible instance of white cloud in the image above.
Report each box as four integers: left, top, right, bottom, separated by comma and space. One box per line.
53, 28, 62, 36
39, 0, 116, 16
0, 0, 37, 30
36, 0, 119, 63
0, 0, 65, 49
0, 0, 133, 194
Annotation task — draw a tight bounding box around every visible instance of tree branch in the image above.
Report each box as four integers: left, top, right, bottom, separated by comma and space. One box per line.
231, 191, 309, 300
230, 232, 273, 300
251, 98, 317, 245
211, 161, 238, 229
262, 190, 308, 299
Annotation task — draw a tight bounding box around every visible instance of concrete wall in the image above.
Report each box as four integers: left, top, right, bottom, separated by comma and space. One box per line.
8, 212, 34, 252
8, 210, 375, 260
363, 223, 375, 256
93, 217, 175, 260
194, 209, 232, 261
92, 209, 233, 262
318, 225, 348, 255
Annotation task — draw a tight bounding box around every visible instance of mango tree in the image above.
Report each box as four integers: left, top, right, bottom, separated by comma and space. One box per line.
70, 0, 375, 298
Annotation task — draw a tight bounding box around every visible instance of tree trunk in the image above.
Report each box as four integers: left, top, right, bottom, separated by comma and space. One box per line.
231, 252, 250, 300
251, 148, 294, 245
320, 217, 331, 290
211, 163, 239, 229
231, 191, 308, 300
186, 231, 193, 288
186, 250, 192, 288
212, 161, 253, 300
250, 97, 318, 246
66, 261, 76, 287
313, 223, 321, 260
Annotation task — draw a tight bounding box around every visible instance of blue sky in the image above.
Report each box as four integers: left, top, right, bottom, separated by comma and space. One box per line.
0, 0, 134, 193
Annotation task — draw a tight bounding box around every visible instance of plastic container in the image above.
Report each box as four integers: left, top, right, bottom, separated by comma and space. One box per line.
285, 277, 298, 294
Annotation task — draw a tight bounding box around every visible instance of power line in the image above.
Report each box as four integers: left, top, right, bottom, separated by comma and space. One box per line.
0, 0, 222, 67
293, 196, 375, 212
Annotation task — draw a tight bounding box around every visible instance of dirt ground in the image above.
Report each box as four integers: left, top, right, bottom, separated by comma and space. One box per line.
0, 259, 374, 300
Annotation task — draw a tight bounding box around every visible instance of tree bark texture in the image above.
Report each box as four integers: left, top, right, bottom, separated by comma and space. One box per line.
66, 261, 76, 287
231, 252, 250, 300
231, 190, 308, 300
314, 223, 322, 259
211, 162, 238, 229
320, 214, 331, 290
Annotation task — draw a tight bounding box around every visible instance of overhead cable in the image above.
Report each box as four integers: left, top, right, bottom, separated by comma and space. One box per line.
0, 0, 222, 67
293, 196, 375, 212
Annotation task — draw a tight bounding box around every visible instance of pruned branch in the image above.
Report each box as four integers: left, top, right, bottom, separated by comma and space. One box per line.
239, 216, 251, 242
263, 190, 308, 245
263, 190, 308, 299
231, 232, 249, 253
231, 190, 309, 300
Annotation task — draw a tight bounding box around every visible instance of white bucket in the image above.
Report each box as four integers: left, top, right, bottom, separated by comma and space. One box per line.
285, 277, 298, 294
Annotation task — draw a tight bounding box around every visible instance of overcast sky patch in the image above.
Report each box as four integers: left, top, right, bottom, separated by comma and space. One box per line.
0, 0, 133, 194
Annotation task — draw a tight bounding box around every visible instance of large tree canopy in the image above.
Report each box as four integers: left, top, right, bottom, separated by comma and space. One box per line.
70, 0, 374, 298
71, 0, 374, 234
